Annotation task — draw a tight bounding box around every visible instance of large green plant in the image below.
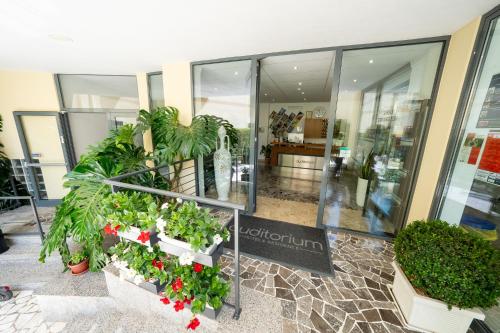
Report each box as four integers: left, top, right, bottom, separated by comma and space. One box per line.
359, 150, 374, 180
394, 220, 500, 309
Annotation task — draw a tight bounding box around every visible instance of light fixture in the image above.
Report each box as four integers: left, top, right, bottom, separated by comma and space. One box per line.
214, 87, 218, 91
48, 34, 74, 42
264, 93, 268, 96
304, 98, 307, 101
293, 66, 298, 70
301, 92, 305, 95
234, 71, 239, 75
353, 79, 357, 83
369, 59, 374, 64
298, 82, 302, 86
297, 87, 301, 91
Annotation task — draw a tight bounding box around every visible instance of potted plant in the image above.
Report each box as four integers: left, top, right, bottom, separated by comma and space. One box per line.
260, 144, 272, 164
102, 192, 159, 246
393, 220, 500, 333
156, 200, 230, 266
240, 167, 249, 182
356, 150, 374, 207
68, 251, 89, 275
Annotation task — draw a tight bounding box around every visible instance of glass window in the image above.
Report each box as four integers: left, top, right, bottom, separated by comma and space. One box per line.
58, 74, 139, 109
193, 60, 254, 211
438, 16, 500, 332
322, 43, 444, 236
148, 73, 164, 109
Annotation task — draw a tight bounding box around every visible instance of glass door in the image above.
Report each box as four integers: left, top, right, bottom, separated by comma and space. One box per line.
319, 42, 445, 235
14, 111, 71, 205
193, 60, 257, 212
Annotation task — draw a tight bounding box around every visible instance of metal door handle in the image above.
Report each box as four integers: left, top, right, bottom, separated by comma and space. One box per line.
23, 162, 67, 167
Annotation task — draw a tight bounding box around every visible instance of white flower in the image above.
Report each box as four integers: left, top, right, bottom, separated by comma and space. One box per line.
179, 252, 194, 266
176, 197, 183, 204
126, 268, 137, 279
123, 247, 130, 254
161, 202, 169, 210
111, 254, 118, 262
147, 246, 153, 253
133, 275, 145, 285
156, 217, 167, 232
213, 234, 223, 245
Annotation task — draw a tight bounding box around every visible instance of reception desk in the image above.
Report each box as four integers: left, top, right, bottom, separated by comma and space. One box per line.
270, 143, 329, 169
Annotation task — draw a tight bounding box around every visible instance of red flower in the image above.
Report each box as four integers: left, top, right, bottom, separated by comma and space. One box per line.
172, 277, 183, 292
183, 296, 192, 305
152, 259, 164, 270
187, 317, 200, 330
160, 297, 170, 305
137, 231, 150, 244
104, 224, 120, 236
193, 263, 203, 273
174, 300, 184, 312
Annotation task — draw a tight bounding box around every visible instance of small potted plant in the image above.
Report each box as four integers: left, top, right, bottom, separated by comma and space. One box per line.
260, 144, 272, 164
68, 250, 89, 275
102, 192, 159, 246
356, 150, 374, 207
156, 200, 230, 266
393, 220, 500, 333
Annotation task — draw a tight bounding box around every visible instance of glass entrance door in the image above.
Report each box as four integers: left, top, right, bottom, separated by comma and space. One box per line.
319, 42, 445, 235
14, 112, 71, 205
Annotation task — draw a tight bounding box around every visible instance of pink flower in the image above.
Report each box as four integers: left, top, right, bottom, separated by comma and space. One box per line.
193, 263, 203, 273
174, 300, 184, 312
187, 317, 200, 330
137, 231, 150, 244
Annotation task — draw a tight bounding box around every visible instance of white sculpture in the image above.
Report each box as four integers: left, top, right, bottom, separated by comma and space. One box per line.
214, 126, 231, 201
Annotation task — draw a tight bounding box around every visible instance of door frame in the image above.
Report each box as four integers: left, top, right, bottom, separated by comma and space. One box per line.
13, 111, 72, 206
191, 35, 450, 233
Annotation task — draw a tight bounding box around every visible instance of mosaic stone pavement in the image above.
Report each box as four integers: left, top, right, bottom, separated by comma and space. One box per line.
0, 291, 66, 333
220, 230, 418, 333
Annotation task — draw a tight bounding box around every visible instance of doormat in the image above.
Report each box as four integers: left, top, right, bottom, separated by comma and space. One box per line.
224, 215, 332, 275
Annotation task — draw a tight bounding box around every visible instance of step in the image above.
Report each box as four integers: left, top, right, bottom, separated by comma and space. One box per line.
34, 271, 116, 322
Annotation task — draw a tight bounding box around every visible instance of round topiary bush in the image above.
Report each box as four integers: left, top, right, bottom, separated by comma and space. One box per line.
394, 219, 500, 309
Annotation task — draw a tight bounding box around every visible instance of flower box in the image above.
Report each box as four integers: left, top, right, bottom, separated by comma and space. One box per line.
117, 226, 158, 247
157, 236, 223, 267
183, 300, 222, 320
391, 261, 485, 333
119, 269, 165, 294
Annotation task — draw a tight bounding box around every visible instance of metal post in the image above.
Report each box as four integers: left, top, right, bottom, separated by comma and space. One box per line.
233, 208, 241, 319
29, 197, 44, 241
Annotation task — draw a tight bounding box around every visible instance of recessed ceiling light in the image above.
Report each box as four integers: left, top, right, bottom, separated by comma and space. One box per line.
353, 79, 357, 83
48, 34, 73, 42
214, 87, 218, 91
234, 71, 239, 75
293, 66, 298, 70
298, 82, 302, 86
304, 98, 307, 101
297, 87, 301, 91
301, 92, 305, 95
264, 93, 268, 96
369, 59, 374, 64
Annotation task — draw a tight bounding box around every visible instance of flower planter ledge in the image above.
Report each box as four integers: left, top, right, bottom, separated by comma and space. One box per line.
157, 234, 224, 268
390, 261, 485, 333
117, 226, 158, 247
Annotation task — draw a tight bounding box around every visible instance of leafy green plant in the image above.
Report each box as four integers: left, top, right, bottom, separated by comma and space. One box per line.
102, 192, 159, 231
158, 200, 230, 252
260, 144, 272, 158
359, 150, 374, 179
69, 251, 88, 265
394, 220, 500, 309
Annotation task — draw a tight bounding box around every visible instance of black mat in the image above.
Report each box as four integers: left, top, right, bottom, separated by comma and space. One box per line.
224, 215, 332, 275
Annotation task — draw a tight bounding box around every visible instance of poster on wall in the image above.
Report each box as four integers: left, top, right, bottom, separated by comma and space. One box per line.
458, 133, 485, 165
477, 73, 500, 128
474, 131, 500, 186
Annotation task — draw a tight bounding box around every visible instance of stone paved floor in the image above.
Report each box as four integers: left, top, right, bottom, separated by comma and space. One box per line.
1, 229, 421, 333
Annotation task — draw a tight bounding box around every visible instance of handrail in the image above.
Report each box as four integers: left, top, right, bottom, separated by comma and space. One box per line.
0, 195, 44, 241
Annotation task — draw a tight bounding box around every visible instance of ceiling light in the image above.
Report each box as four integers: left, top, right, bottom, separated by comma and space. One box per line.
301, 92, 305, 95
48, 34, 73, 42
369, 59, 374, 64
353, 79, 357, 83
293, 66, 298, 70
298, 82, 302, 86
214, 87, 218, 91
264, 93, 268, 96
297, 87, 301, 91
234, 71, 239, 75
304, 98, 307, 101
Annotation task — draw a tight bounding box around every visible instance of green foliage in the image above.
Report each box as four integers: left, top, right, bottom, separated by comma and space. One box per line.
359, 150, 374, 179
102, 192, 159, 231
260, 144, 272, 158
159, 200, 230, 252
69, 251, 87, 265
394, 220, 500, 309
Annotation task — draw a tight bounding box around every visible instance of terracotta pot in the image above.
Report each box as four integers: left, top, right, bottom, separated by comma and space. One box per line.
68, 258, 89, 275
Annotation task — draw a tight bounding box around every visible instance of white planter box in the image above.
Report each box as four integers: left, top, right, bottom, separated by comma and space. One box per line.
391, 261, 484, 333
117, 226, 157, 247
157, 233, 217, 255
356, 177, 368, 207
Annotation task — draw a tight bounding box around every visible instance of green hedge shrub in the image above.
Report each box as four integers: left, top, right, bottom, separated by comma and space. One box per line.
394, 219, 500, 309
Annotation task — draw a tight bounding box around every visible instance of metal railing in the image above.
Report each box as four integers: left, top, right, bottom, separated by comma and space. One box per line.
0, 195, 44, 242
103, 164, 244, 319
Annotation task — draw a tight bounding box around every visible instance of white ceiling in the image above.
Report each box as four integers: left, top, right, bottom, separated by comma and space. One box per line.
0, 0, 498, 74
